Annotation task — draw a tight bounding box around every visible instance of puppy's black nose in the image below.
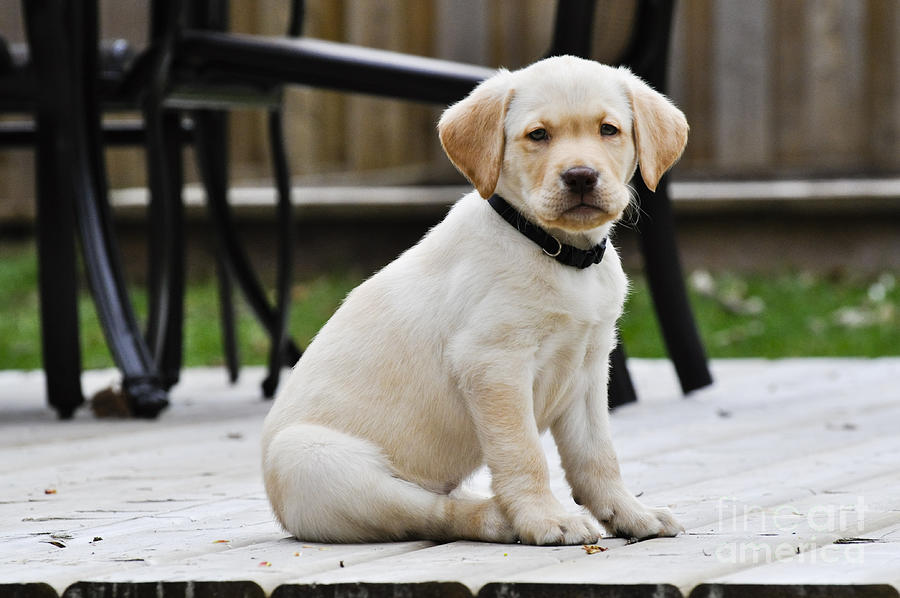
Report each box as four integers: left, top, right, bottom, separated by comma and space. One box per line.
561, 166, 599, 194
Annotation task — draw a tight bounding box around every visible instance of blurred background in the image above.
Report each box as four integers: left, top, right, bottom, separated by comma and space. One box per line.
3, 1, 900, 197
1, 0, 898, 370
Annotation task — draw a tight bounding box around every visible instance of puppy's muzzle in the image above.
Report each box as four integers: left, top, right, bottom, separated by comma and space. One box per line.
561, 166, 599, 195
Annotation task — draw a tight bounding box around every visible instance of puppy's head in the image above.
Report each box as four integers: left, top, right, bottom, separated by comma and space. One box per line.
439, 56, 688, 234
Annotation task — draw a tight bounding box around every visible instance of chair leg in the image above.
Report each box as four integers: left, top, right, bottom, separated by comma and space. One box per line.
215, 252, 241, 383
25, 0, 168, 419
34, 132, 84, 419
190, 111, 241, 381
160, 112, 186, 387
608, 341, 637, 409
261, 108, 294, 399
633, 174, 713, 394
144, 109, 186, 390
193, 110, 303, 369
29, 0, 85, 417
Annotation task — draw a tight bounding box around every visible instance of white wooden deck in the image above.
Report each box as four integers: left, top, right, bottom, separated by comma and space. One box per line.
2, 359, 899, 598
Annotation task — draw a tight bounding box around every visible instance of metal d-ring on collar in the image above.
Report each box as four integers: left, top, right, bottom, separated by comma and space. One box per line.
543, 235, 562, 257
487, 194, 608, 269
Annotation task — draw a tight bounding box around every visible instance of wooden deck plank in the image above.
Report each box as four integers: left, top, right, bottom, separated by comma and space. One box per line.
603, 361, 899, 488
650, 434, 900, 531
615, 401, 900, 501
2, 359, 899, 597
691, 522, 900, 594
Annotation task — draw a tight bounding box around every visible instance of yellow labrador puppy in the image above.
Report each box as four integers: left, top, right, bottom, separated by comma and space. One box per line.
262, 56, 687, 545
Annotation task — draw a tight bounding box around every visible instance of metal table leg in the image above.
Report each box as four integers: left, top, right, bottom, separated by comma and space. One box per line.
32, 106, 84, 419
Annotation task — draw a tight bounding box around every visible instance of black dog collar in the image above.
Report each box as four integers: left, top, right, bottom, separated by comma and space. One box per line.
488, 194, 607, 269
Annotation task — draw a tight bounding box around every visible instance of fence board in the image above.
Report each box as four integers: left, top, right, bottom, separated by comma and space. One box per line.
344, 0, 439, 174
670, 0, 714, 168
711, 0, 772, 172
806, 0, 867, 171
771, 0, 808, 172
866, 0, 900, 171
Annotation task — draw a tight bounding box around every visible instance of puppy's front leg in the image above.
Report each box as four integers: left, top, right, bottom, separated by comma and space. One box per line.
551, 364, 683, 540
465, 378, 602, 545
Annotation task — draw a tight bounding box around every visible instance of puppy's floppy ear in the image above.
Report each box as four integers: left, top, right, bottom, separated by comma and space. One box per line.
438, 71, 513, 199
627, 72, 689, 192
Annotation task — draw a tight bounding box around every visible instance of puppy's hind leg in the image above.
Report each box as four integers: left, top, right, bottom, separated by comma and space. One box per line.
264, 424, 515, 543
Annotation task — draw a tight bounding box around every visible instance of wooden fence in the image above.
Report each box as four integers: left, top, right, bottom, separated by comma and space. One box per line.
1, 0, 899, 221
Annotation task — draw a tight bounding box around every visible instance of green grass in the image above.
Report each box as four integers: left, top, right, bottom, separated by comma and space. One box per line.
0, 241, 363, 370
0, 240, 897, 370
621, 270, 898, 358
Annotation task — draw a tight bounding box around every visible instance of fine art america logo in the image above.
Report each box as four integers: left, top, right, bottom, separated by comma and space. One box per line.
713, 496, 868, 564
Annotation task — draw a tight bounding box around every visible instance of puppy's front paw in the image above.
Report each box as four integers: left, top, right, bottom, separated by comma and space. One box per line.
513, 505, 602, 545
603, 503, 683, 540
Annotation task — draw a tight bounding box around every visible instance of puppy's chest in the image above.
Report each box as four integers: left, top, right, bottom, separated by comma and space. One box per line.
525, 269, 624, 427
530, 316, 610, 427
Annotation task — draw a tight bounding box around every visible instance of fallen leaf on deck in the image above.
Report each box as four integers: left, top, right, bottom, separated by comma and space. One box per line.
582, 545, 608, 554
44, 489, 57, 495
212, 539, 230, 544
90, 386, 132, 418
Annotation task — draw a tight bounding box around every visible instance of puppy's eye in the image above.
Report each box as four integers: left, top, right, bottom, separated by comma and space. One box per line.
600, 123, 619, 136
527, 128, 548, 141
